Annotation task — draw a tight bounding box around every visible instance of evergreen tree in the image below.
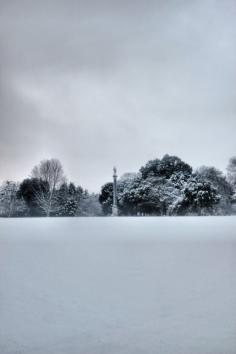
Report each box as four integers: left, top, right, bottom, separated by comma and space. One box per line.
17, 178, 49, 216
173, 175, 220, 215
197, 166, 233, 214
99, 183, 113, 215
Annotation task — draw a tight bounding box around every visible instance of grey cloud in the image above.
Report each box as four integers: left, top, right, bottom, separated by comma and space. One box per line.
0, 0, 236, 191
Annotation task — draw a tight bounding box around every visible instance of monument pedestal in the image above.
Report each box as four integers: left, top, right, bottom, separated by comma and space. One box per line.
112, 205, 118, 216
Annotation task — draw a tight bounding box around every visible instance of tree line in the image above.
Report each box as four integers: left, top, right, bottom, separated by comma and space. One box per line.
0, 159, 102, 217
99, 155, 236, 216
0, 155, 236, 217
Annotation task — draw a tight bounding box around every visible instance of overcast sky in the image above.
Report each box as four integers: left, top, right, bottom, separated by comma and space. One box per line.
0, 0, 235, 192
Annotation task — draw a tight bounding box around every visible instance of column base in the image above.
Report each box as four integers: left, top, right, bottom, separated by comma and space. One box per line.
112, 205, 118, 216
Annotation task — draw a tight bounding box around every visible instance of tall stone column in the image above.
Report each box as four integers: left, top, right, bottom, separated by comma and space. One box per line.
112, 166, 118, 216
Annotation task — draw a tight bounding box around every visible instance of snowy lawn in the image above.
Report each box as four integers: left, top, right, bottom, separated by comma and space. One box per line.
0, 217, 236, 354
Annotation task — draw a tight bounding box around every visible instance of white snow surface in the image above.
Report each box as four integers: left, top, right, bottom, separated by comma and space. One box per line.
0, 216, 236, 354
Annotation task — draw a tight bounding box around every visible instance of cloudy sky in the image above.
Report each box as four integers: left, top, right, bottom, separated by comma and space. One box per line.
1, 0, 235, 192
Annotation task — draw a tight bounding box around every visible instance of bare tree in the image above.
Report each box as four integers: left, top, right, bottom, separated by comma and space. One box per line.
31, 159, 65, 216
227, 157, 236, 185
32, 159, 65, 190
227, 156, 236, 203
32, 181, 57, 216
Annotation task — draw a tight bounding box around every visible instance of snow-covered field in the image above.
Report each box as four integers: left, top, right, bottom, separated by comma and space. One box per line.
0, 217, 236, 354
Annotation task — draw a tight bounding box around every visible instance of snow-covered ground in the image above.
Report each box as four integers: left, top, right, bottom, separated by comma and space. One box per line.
0, 217, 236, 354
